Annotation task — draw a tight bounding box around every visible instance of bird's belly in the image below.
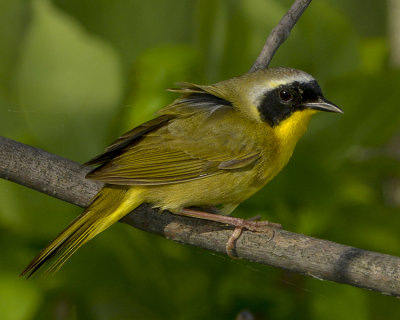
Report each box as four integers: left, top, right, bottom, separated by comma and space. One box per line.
142, 170, 263, 214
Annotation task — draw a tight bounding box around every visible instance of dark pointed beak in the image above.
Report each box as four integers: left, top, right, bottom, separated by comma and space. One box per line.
300, 97, 343, 114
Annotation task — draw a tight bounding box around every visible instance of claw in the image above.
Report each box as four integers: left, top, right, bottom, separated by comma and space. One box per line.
226, 227, 244, 259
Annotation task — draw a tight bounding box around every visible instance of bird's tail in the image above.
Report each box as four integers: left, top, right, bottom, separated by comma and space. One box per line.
20, 186, 144, 278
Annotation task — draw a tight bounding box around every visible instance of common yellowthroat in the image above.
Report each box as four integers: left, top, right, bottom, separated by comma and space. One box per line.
21, 67, 342, 277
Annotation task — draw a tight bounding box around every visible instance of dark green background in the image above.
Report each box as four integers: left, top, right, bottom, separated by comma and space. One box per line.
1, 0, 399, 319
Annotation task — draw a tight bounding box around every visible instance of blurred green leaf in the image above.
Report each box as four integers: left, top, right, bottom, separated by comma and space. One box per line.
0, 0, 29, 91
0, 274, 42, 320
310, 281, 367, 320
360, 37, 388, 74
121, 45, 200, 131
14, 0, 123, 160
53, 0, 196, 70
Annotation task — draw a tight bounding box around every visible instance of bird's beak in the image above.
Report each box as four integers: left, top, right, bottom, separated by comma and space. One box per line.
300, 97, 343, 114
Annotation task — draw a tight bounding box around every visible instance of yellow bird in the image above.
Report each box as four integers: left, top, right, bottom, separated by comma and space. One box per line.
21, 67, 342, 277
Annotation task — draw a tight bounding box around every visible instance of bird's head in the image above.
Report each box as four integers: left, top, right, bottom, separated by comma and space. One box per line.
209, 67, 343, 128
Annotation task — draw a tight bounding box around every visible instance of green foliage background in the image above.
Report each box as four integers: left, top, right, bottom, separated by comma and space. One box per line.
1, 0, 400, 319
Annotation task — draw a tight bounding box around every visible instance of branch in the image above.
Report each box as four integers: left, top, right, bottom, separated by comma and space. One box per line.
250, 0, 312, 71
1, 135, 400, 297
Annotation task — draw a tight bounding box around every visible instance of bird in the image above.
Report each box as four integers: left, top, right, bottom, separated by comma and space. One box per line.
21, 67, 342, 277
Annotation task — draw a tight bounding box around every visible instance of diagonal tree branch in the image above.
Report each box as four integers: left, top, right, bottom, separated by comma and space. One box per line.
2, 0, 400, 298
250, 0, 312, 71
1, 136, 400, 297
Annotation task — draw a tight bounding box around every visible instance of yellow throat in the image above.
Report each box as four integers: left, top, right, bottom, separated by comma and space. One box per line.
274, 109, 316, 170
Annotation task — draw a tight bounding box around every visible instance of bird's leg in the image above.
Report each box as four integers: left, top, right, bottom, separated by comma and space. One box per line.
178, 208, 281, 230
176, 208, 281, 258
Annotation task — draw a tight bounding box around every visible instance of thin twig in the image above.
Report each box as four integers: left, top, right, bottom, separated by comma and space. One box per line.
250, 0, 312, 71
1, 136, 400, 297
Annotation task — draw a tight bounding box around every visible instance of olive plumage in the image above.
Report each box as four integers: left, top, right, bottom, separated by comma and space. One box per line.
21, 67, 342, 277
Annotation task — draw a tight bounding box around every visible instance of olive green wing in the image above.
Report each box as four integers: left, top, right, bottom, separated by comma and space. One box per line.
85, 82, 226, 167
87, 114, 261, 185
87, 143, 260, 185
86, 83, 264, 185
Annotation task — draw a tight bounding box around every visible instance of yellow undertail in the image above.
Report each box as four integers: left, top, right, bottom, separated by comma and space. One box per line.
21, 186, 144, 278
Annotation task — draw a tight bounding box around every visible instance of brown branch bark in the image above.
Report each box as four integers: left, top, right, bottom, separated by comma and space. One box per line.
250, 0, 312, 71
1, 135, 400, 297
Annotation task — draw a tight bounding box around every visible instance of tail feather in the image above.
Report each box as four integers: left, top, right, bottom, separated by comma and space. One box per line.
21, 186, 143, 278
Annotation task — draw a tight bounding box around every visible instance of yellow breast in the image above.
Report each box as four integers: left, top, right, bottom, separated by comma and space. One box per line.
259, 109, 316, 182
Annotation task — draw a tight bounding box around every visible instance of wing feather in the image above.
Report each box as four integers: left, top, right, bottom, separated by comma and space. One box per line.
86, 83, 263, 186
85, 115, 172, 166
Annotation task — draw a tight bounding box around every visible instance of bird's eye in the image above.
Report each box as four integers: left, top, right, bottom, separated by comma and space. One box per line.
279, 90, 292, 102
